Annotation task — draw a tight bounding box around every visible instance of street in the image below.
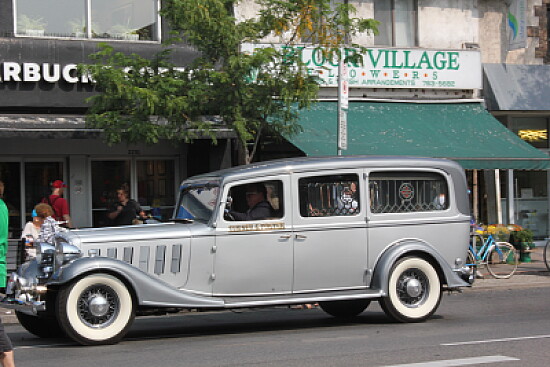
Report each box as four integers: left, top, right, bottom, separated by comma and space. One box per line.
4, 280, 550, 367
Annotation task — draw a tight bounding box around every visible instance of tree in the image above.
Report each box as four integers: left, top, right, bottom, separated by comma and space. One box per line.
84, 0, 378, 163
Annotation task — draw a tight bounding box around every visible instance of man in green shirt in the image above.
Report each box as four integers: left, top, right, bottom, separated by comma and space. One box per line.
0, 180, 7, 290
0, 180, 15, 367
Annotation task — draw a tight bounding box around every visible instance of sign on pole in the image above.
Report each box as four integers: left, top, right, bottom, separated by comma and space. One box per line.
337, 50, 348, 154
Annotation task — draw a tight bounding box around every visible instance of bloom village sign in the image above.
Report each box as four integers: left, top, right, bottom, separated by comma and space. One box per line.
241, 44, 482, 90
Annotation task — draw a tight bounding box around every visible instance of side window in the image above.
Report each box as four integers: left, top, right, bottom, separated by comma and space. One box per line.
225, 180, 283, 221
369, 171, 449, 214
299, 174, 360, 217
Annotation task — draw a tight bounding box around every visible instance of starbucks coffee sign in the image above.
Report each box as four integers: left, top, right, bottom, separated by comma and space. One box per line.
242, 44, 482, 90
0, 62, 92, 84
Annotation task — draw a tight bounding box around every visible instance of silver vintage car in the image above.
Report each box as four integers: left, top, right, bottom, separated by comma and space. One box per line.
3, 156, 473, 345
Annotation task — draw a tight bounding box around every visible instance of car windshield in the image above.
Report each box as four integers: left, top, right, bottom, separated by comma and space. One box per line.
174, 180, 221, 222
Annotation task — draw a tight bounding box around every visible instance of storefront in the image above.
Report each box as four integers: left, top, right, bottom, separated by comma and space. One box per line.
0, 38, 234, 239
266, 46, 550, 235
484, 63, 550, 239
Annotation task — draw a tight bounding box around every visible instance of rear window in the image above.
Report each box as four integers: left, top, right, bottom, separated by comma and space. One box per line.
369, 171, 449, 214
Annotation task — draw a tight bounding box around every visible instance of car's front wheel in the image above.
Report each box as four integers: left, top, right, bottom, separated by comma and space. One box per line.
16, 311, 65, 338
379, 257, 442, 323
56, 273, 135, 345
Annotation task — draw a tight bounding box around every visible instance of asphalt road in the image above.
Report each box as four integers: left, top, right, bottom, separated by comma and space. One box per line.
4, 281, 550, 367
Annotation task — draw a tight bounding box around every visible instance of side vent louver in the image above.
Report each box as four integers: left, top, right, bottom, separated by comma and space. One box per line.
139, 246, 150, 272
154, 245, 166, 275
107, 248, 117, 259
171, 244, 182, 274
123, 247, 133, 264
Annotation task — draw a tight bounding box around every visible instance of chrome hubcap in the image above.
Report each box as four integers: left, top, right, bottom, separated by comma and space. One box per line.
405, 278, 422, 298
396, 268, 429, 308
77, 285, 120, 328
89, 295, 109, 317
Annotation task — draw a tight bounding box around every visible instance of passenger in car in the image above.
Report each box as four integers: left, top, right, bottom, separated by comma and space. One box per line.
227, 183, 274, 221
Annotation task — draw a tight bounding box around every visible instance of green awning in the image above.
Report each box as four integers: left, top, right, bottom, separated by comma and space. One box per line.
286, 102, 550, 170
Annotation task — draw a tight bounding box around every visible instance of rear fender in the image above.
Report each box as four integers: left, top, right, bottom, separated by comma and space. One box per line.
370, 240, 469, 294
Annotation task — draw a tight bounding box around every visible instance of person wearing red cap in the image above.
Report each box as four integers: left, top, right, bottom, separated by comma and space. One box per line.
41, 180, 73, 228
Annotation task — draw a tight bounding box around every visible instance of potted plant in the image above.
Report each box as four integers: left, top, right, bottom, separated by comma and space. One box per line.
511, 228, 534, 262
17, 14, 46, 36
109, 24, 139, 40
69, 18, 86, 38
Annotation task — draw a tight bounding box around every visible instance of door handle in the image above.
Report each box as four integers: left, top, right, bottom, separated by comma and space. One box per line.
279, 234, 292, 239
295, 234, 307, 240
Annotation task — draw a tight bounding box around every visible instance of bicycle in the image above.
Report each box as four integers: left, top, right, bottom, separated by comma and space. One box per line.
467, 232, 519, 279
544, 238, 550, 272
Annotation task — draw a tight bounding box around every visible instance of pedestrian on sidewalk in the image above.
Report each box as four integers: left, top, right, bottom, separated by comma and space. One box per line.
35, 203, 62, 245
41, 180, 73, 228
0, 180, 16, 367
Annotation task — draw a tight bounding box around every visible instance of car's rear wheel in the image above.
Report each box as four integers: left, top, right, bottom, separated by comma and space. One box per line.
56, 273, 135, 345
319, 299, 371, 318
379, 257, 442, 323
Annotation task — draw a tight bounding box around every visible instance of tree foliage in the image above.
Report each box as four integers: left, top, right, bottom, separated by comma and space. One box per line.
84, 0, 378, 163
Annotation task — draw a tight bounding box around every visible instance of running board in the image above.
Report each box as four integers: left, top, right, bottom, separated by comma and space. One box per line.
222, 289, 385, 309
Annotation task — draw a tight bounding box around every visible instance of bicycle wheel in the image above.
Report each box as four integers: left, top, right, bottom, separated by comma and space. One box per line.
466, 250, 477, 281
486, 243, 518, 279
544, 240, 550, 272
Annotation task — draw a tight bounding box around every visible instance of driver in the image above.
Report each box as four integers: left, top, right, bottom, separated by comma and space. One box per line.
227, 183, 274, 221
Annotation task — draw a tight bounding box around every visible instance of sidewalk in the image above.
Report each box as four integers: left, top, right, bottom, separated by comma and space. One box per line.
2, 248, 548, 325
469, 245, 550, 290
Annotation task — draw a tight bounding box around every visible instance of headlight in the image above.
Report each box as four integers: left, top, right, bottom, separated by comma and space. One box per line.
54, 240, 82, 269
35, 243, 55, 265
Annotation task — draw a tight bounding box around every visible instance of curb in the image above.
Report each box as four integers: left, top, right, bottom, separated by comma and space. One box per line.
0, 309, 17, 325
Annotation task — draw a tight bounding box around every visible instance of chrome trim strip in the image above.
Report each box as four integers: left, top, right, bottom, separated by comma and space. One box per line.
291, 285, 368, 295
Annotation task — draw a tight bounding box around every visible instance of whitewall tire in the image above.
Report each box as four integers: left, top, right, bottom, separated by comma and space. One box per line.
57, 273, 135, 345
379, 257, 442, 323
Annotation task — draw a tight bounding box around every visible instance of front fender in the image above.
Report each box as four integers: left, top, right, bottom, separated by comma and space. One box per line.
370, 240, 469, 294
49, 257, 224, 309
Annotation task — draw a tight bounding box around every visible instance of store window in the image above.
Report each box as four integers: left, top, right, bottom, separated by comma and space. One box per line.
0, 162, 64, 238
374, 0, 417, 47
513, 171, 548, 239
15, 0, 159, 41
510, 117, 548, 149
137, 160, 176, 221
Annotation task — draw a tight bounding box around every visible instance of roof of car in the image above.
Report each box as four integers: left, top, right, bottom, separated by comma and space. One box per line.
184, 155, 463, 183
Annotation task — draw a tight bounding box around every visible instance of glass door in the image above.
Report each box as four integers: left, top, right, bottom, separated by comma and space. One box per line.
91, 160, 131, 227
24, 162, 64, 223
137, 159, 176, 221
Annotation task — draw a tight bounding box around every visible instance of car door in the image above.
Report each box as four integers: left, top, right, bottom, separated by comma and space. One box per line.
291, 170, 368, 293
212, 176, 293, 296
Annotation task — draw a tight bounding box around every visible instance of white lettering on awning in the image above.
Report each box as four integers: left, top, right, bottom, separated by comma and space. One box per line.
0, 62, 91, 84
2, 62, 22, 82
23, 63, 41, 82
43, 63, 61, 82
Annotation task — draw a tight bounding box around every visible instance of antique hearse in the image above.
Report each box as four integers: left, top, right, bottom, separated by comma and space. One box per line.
2, 156, 473, 345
